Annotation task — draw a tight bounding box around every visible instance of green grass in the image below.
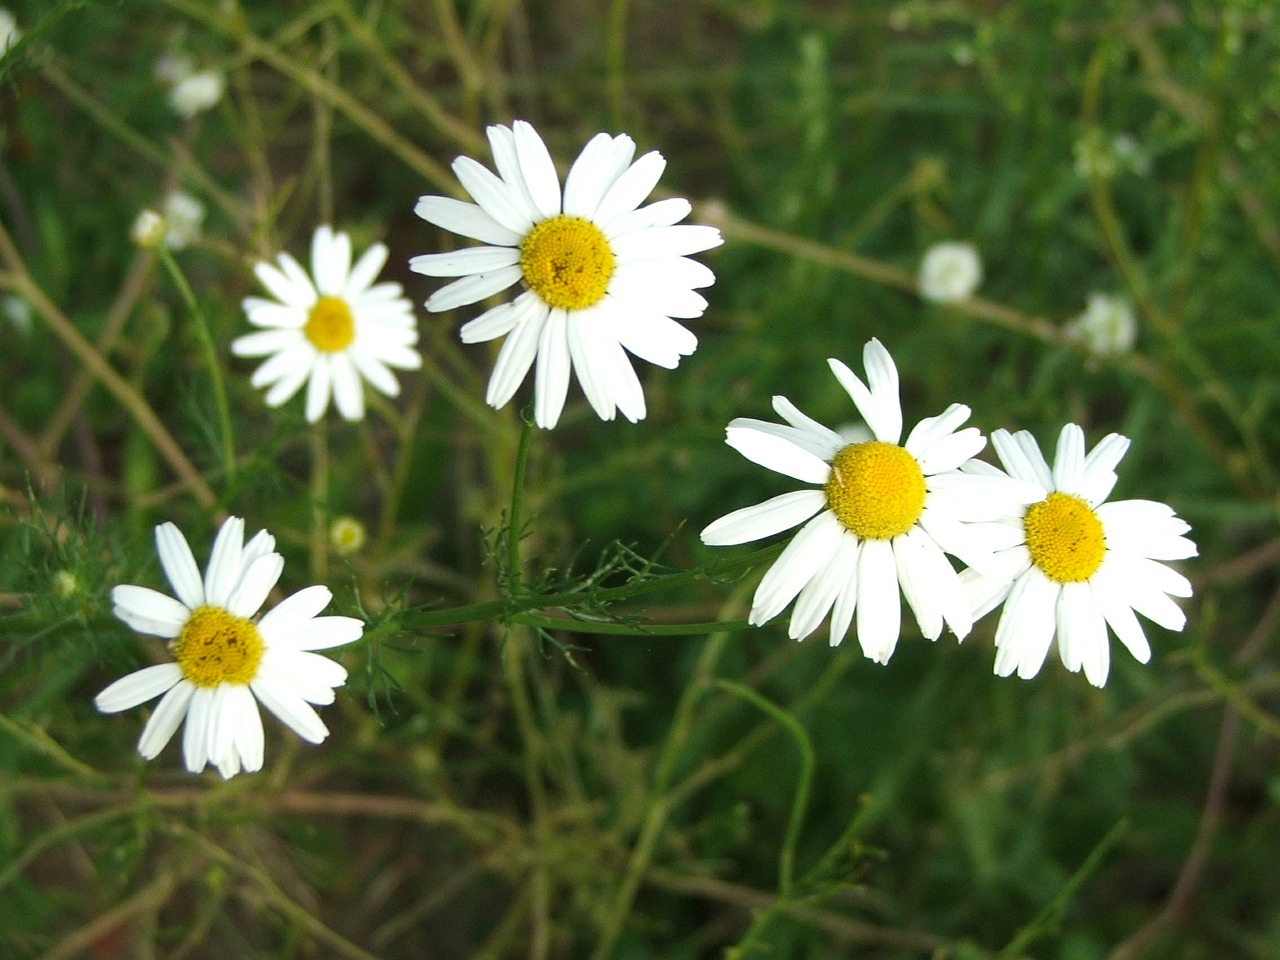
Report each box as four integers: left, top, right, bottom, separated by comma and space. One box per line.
1, 1, 1278, 958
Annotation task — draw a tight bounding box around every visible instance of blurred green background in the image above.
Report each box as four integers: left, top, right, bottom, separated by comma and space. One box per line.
1, 1, 1278, 957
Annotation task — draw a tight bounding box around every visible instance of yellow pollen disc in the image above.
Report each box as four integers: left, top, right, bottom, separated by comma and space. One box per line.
304, 295, 356, 352
519, 215, 615, 311
823, 441, 927, 540
171, 606, 265, 688
1023, 491, 1106, 583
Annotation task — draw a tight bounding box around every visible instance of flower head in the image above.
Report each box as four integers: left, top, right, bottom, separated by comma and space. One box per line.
233, 225, 422, 422
1065, 292, 1136, 357
960, 424, 1197, 687
168, 69, 225, 119
700, 339, 1031, 664
0, 8, 20, 52
411, 120, 722, 429
131, 209, 166, 249
95, 517, 364, 778
919, 241, 982, 303
162, 190, 206, 250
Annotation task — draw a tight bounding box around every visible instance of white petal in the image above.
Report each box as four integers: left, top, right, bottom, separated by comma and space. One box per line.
700, 490, 826, 546
789, 528, 858, 641
993, 570, 1058, 679
95, 663, 184, 713
243, 298, 306, 330
312, 226, 352, 296
155, 523, 204, 610
254, 259, 313, 309
1051, 423, 1086, 493
424, 265, 523, 313
828, 356, 900, 445
458, 295, 530, 344
991, 429, 1053, 491
330, 353, 365, 421
409, 246, 521, 277
112, 585, 190, 638
608, 225, 723, 260
231, 328, 302, 358
345, 242, 389, 297
828, 538, 863, 646
250, 341, 314, 388
347, 349, 401, 398
772, 397, 846, 460
257, 585, 332, 639
534, 309, 571, 429
452, 155, 536, 234
749, 512, 845, 626
604, 197, 692, 237
1080, 432, 1130, 504
485, 305, 548, 409
137, 681, 195, 760
855, 538, 901, 664
305, 354, 333, 422
595, 151, 666, 228
264, 356, 313, 409
182, 686, 215, 773
203, 517, 245, 608
251, 672, 329, 743
1090, 568, 1152, 663
290, 615, 364, 651
567, 309, 618, 421
414, 195, 522, 247
1058, 581, 1110, 686
726, 426, 830, 484
563, 132, 620, 218
512, 120, 563, 220
226, 553, 284, 619
613, 311, 698, 368
231, 684, 265, 773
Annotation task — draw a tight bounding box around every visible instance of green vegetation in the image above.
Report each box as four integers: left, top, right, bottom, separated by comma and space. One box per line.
1, 1, 1277, 957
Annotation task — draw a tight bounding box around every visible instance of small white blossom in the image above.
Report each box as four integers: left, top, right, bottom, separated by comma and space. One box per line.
1065, 292, 1137, 357
131, 209, 167, 249
162, 190, 206, 250
0, 8, 20, 53
168, 69, 225, 119
918, 241, 982, 303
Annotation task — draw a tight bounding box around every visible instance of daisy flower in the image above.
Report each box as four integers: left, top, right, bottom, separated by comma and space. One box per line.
918, 241, 982, 303
233, 225, 421, 422
94, 517, 363, 778
700, 339, 1033, 664
410, 120, 722, 429
960, 424, 1197, 687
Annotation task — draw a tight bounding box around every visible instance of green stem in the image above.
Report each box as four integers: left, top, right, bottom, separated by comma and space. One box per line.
156, 246, 236, 486
506, 413, 534, 596
714, 679, 815, 898
310, 423, 330, 581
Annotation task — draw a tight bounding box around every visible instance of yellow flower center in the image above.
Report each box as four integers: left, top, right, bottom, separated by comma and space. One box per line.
171, 605, 265, 687
519, 215, 615, 310
1023, 491, 1106, 583
304, 295, 356, 352
824, 441, 927, 540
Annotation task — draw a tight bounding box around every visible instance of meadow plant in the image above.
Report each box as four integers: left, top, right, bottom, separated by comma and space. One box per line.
0, 3, 1274, 959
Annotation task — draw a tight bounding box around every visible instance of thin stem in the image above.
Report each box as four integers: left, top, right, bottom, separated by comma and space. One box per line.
0, 227, 216, 509
156, 245, 236, 486
506, 413, 534, 595
310, 422, 330, 581
713, 679, 814, 898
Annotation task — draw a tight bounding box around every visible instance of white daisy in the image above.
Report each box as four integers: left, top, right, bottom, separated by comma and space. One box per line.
700, 339, 1035, 664
95, 517, 364, 778
410, 120, 723, 429
168, 69, 225, 119
918, 241, 982, 303
233, 225, 422, 422
960, 424, 1197, 687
